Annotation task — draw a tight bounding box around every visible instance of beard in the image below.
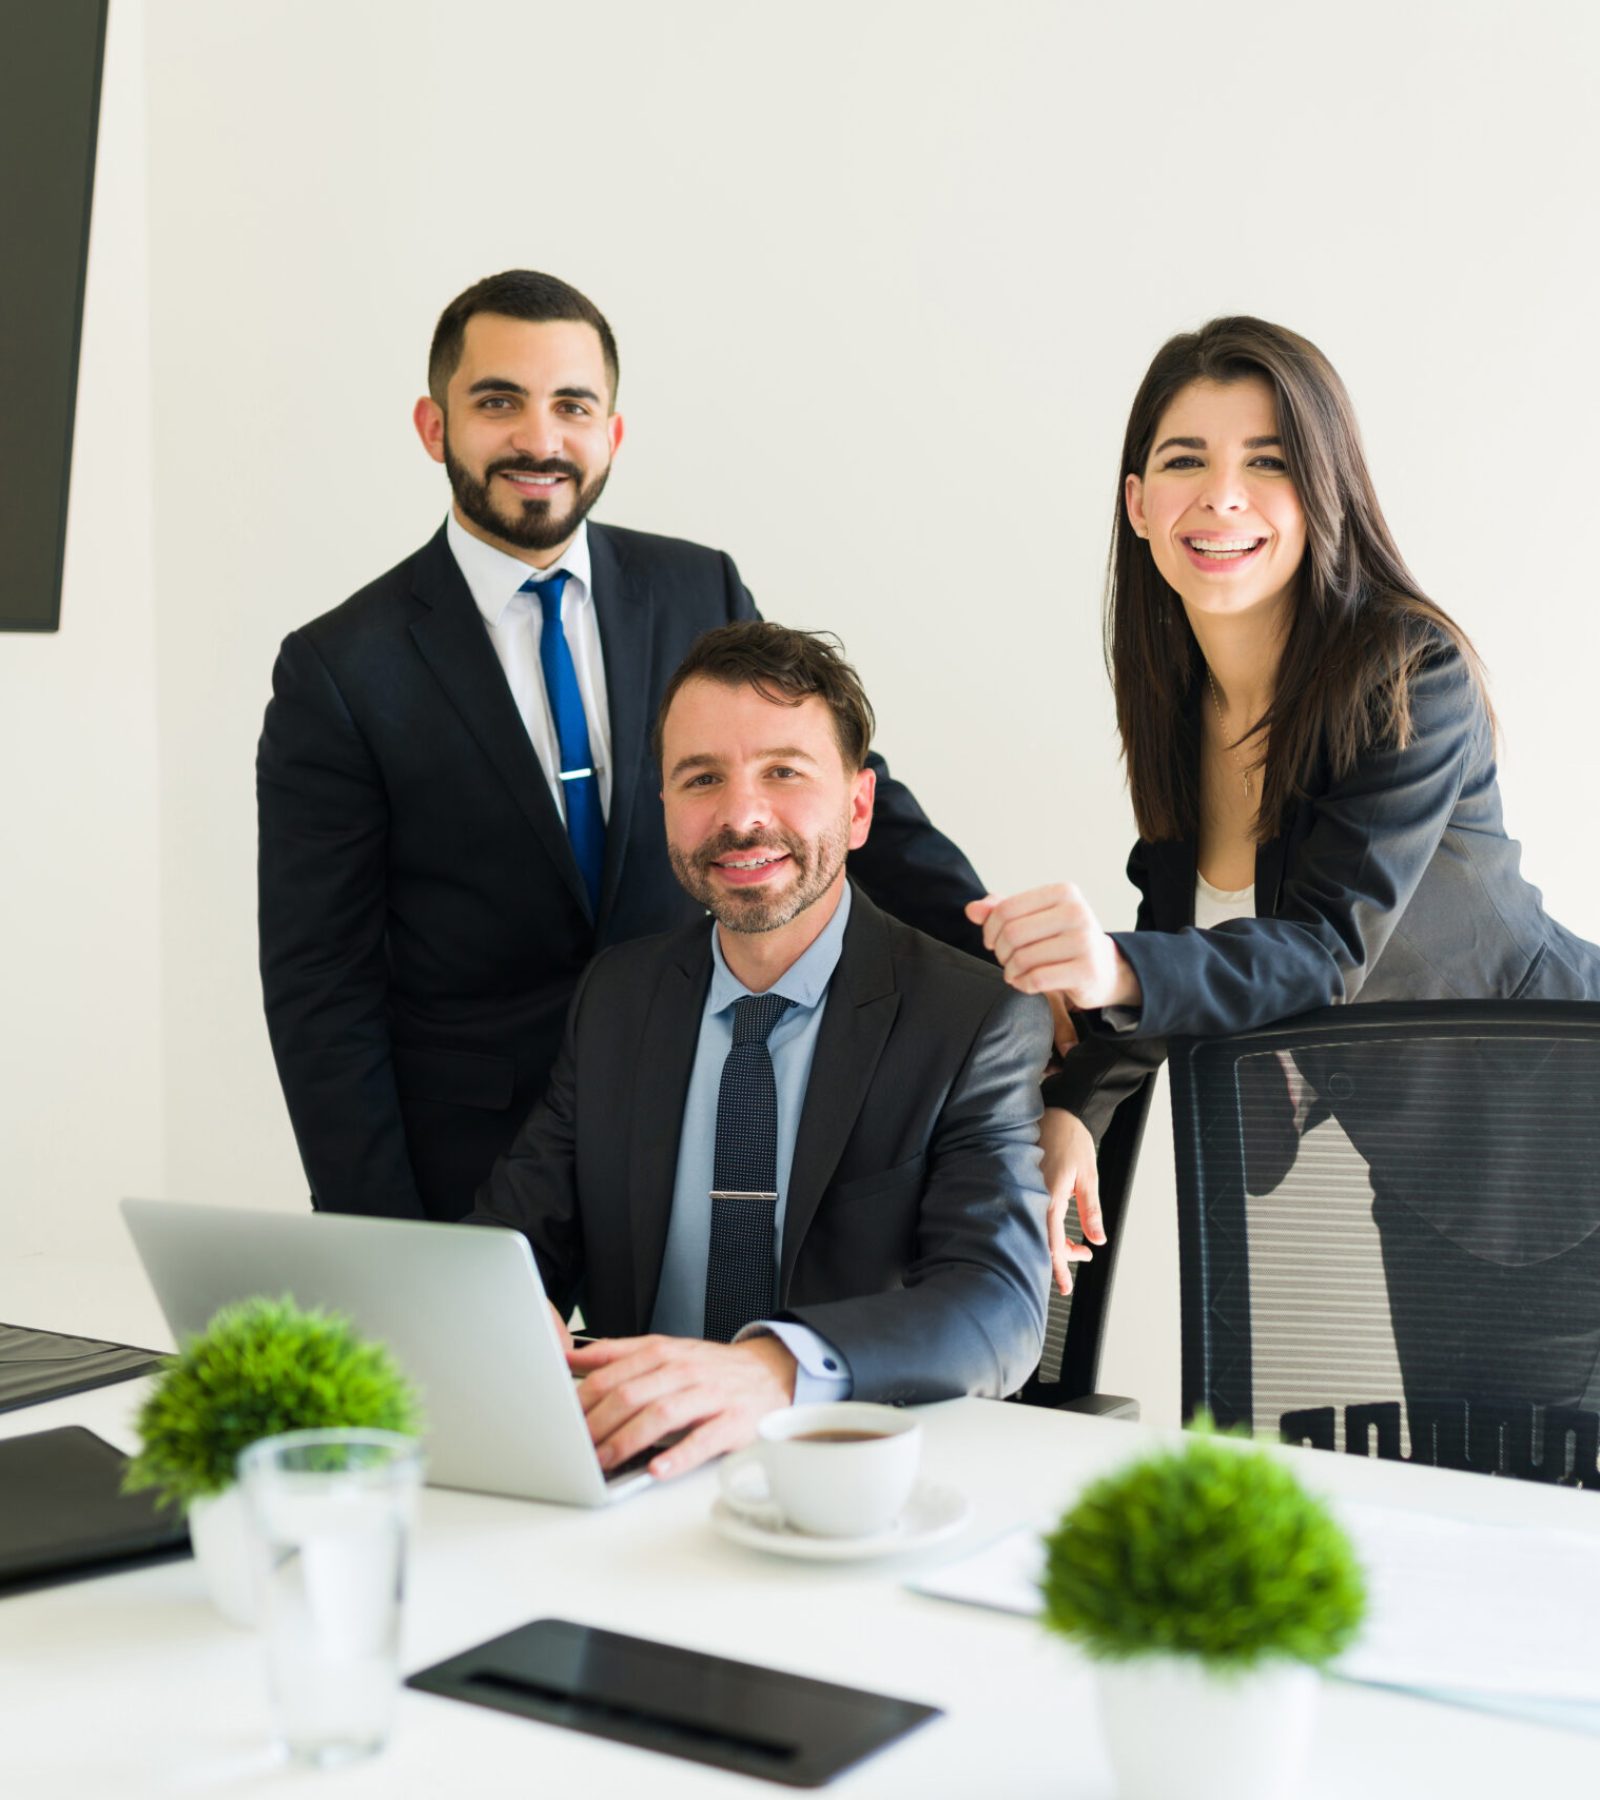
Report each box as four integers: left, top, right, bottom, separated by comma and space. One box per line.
444, 442, 611, 552
669, 816, 851, 935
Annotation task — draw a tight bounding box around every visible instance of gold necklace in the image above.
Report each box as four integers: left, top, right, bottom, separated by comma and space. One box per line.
1206, 666, 1259, 802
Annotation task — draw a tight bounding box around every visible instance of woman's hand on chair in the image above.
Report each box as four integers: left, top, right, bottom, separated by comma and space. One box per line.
1039, 1108, 1104, 1296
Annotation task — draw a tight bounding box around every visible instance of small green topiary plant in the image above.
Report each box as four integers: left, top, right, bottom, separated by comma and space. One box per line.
125, 1295, 422, 1511
1040, 1426, 1365, 1672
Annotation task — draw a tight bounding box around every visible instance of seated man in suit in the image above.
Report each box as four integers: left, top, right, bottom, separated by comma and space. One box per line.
468, 622, 1050, 1480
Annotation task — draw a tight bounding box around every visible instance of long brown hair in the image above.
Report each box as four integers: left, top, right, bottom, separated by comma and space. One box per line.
1108, 317, 1489, 842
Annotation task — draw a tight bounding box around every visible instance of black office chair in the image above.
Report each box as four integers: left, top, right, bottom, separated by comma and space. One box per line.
1168, 1001, 1600, 1488
1015, 1073, 1153, 1418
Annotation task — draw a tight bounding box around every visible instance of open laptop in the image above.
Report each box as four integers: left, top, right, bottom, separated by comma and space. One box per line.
119, 1198, 654, 1508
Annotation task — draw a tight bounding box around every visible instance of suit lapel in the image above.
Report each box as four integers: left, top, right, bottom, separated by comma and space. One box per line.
780, 890, 900, 1295
1147, 837, 1199, 928
1255, 833, 1288, 919
406, 529, 590, 918
1151, 823, 1285, 922
626, 930, 713, 1328
588, 525, 653, 932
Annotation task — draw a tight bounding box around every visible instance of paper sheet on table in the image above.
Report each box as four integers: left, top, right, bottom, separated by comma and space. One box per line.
1333, 1502, 1600, 1709
907, 1526, 1043, 1615
908, 1506, 1600, 1722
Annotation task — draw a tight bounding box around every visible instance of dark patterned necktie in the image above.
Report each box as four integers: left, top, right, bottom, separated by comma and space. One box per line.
703, 991, 794, 1342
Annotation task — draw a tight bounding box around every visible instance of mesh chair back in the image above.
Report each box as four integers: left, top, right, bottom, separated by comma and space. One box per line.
1169, 1002, 1600, 1488
1019, 1075, 1153, 1406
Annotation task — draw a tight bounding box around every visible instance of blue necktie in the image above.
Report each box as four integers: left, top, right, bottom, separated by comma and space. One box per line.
525, 569, 606, 914
703, 992, 794, 1342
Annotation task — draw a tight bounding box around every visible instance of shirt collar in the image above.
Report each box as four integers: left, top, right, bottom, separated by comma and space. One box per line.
708, 881, 853, 1018
445, 511, 593, 629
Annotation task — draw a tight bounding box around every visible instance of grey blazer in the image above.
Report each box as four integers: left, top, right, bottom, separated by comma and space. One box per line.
1048, 636, 1600, 1140
468, 884, 1053, 1403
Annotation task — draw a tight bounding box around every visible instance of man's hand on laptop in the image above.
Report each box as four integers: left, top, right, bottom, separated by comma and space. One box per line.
567, 1334, 798, 1480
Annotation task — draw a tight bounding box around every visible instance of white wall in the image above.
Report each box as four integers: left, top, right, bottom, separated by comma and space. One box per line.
0, 0, 164, 1266
17, 0, 1600, 1420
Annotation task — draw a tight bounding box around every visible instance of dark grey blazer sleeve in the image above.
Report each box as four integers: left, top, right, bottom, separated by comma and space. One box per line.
1110, 642, 1483, 1040
732, 567, 989, 958
782, 988, 1052, 1402
1042, 1032, 1167, 1147
257, 629, 425, 1218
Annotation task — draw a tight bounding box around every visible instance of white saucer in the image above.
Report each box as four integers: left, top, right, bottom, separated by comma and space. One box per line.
709, 1478, 973, 1561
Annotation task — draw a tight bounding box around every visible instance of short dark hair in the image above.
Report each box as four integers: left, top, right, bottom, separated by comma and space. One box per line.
653, 623, 876, 772
427, 270, 619, 406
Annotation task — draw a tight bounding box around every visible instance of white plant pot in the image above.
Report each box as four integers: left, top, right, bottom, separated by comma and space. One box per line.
1095, 1655, 1319, 1800
186, 1486, 259, 1628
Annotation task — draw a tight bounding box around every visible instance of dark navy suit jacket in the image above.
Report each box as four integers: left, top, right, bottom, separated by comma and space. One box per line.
258, 523, 987, 1221
468, 887, 1052, 1402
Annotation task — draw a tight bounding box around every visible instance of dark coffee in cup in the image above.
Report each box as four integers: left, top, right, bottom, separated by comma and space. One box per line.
724, 1402, 923, 1536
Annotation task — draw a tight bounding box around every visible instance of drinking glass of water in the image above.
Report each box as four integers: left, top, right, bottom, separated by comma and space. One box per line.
238, 1428, 423, 1768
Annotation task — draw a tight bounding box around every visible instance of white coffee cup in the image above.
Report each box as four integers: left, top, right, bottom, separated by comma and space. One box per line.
717, 1402, 921, 1538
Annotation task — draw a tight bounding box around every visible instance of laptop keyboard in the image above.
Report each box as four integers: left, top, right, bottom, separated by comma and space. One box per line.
603, 1445, 659, 1485
600, 1426, 691, 1486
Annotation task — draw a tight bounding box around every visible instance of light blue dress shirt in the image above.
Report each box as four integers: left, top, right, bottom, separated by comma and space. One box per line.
650, 884, 854, 1401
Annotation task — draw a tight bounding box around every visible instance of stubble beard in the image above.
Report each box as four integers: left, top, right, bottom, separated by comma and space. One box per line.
444, 440, 611, 553
669, 816, 851, 935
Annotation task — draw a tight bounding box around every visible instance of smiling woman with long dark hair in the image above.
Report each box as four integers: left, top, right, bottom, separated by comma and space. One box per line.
970, 318, 1600, 1333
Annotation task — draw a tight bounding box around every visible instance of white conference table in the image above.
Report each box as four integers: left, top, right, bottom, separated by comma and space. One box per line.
3, 1258, 1597, 1799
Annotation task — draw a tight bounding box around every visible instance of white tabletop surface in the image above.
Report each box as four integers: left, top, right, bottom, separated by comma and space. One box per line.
3, 1258, 1598, 1798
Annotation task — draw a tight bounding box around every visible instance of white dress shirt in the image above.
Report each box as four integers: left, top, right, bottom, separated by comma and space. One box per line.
444, 512, 613, 822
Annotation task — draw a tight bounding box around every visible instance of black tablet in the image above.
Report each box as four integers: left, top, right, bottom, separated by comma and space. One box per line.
0, 1426, 190, 1595
408, 1616, 941, 1787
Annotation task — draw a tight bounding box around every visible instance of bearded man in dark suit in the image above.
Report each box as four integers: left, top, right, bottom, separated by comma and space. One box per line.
468, 622, 1050, 1479
258, 271, 985, 1222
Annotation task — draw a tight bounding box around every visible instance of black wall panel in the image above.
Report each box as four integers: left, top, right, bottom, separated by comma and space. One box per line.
0, 0, 108, 632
